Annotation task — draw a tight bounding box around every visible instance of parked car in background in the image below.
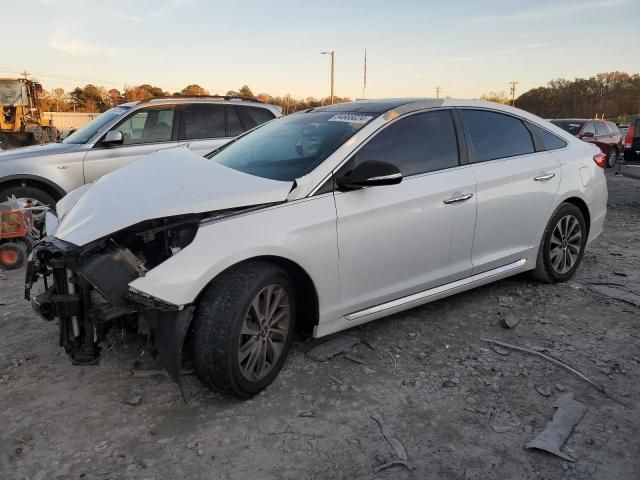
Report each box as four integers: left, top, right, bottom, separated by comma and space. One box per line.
620, 118, 640, 180
617, 124, 629, 142
0, 96, 281, 211
551, 118, 621, 168
26, 99, 608, 398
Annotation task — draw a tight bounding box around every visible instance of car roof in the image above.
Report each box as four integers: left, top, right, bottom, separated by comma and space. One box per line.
312, 98, 436, 114
124, 96, 276, 110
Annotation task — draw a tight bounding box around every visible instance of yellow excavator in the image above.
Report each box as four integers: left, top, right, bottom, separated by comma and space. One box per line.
0, 78, 57, 149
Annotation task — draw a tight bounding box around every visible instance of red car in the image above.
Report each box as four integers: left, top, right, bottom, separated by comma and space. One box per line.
551, 119, 621, 167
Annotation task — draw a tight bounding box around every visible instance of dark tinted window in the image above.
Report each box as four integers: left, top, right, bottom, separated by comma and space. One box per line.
527, 123, 568, 151
551, 120, 585, 136
226, 107, 244, 136
181, 104, 225, 140
582, 122, 596, 136
352, 110, 459, 176
237, 106, 275, 129
595, 122, 609, 136
462, 110, 534, 162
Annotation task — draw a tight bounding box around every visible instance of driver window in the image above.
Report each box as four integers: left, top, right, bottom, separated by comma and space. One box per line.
115, 108, 175, 145
350, 110, 459, 176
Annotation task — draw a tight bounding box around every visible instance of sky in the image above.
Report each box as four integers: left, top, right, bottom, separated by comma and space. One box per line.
2, 0, 640, 100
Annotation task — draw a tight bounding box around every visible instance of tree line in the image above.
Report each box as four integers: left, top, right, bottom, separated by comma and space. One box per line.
482, 72, 640, 123
40, 83, 351, 115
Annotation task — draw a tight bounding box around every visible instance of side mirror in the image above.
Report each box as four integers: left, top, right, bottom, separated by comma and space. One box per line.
580, 131, 594, 139
337, 160, 402, 191
103, 130, 124, 146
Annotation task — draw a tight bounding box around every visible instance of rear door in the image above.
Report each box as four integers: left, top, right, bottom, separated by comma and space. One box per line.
83, 105, 179, 184
459, 109, 562, 273
334, 109, 477, 314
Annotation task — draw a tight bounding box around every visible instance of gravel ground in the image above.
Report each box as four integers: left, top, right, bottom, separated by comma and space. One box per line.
1, 171, 639, 480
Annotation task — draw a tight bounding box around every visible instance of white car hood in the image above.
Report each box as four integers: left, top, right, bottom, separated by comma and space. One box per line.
54, 148, 293, 246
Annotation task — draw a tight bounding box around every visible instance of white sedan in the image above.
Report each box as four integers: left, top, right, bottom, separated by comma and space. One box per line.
27, 99, 608, 398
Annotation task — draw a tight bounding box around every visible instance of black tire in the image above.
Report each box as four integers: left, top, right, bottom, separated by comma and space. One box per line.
607, 148, 618, 168
532, 203, 587, 283
0, 186, 57, 211
0, 242, 27, 270
191, 261, 296, 398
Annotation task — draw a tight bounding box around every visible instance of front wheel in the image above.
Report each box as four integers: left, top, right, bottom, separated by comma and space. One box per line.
532, 203, 587, 283
191, 261, 296, 398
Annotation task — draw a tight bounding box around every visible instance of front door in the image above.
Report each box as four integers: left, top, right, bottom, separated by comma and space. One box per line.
334, 110, 477, 315
83, 105, 179, 184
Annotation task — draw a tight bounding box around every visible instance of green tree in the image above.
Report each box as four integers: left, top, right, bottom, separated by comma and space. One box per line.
181, 84, 209, 96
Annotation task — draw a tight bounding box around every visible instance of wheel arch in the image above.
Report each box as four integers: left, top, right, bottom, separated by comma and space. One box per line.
195, 255, 320, 335
561, 196, 591, 237
0, 174, 67, 202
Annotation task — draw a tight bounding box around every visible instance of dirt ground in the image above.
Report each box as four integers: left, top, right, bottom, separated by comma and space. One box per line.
1, 171, 639, 480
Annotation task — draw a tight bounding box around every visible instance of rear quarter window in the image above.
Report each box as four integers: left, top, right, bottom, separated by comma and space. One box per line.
527, 122, 568, 151
237, 106, 275, 129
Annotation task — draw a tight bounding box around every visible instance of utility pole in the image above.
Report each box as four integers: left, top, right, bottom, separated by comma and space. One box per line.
435, 86, 441, 99
21, 71, 29, 81
509, 81, 518, 107
321, 51, 335, 104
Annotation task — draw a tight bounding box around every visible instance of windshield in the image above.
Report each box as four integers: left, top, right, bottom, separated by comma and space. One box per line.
63, 106, 130, 144
0, 81, 27, 106
551, 120, 585, 136
209, 111, 376, 181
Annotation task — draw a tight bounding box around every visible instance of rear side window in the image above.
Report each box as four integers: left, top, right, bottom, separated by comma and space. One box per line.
595, 122, 609, 136
181, 104, 225, 140
226, 107, 244, 136
352, 110, 459, 176
582, 122, 596, 136
461, 110, 534, 162
237, 106, 275, 129
527, 123, 568, 151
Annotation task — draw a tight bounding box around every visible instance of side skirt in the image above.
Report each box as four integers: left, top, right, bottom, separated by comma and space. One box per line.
314, 259, 527, 337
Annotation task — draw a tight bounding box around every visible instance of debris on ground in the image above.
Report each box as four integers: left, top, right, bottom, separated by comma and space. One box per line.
371, 413, 408, 462
500, 310, 521, 329
482, 338, 628, 406
306, 335, 360, 362
586, 282, 640, 308
498, 296, 515, 308
536, 384, 552, 397
525, 393, 587, 461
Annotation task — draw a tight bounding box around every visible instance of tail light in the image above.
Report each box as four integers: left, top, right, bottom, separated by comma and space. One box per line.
624, 124, 635, 148
593, 152, 607, 169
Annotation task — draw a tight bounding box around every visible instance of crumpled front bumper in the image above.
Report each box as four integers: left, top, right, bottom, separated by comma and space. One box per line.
25, 237, 195, 391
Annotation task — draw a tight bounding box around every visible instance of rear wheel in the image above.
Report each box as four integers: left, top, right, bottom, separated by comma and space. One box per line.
191, 261, 296, 398
0, 242, 27, 270
607, 149, 618, 168
532, 203, 587, 283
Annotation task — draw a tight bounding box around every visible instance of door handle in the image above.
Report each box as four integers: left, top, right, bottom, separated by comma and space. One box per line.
443, 193, 473, 204
533, 173, 556, 181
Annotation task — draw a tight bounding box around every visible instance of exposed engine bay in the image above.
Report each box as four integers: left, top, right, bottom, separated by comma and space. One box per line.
24, 209, 256, 391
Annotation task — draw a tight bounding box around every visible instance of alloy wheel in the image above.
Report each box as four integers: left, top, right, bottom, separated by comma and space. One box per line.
238, 284, 291, 382
549, 214, 582, 274
608, 150, 617, 168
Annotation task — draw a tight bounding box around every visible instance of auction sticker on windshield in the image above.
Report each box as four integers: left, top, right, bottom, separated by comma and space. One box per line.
327, 113, 373, 124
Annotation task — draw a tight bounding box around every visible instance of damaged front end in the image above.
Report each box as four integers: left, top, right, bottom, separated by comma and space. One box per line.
25, 215, 201, 387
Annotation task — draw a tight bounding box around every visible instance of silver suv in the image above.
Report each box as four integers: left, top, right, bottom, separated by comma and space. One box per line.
0, 96, 281, 208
